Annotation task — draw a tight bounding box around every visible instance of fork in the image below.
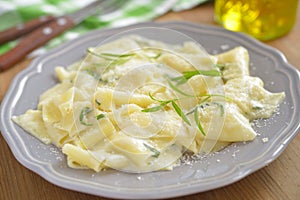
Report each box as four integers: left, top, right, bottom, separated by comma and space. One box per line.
0, 0, 126, 72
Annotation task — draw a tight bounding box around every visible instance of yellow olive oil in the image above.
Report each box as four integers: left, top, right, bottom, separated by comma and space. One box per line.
214, 0, 298, 41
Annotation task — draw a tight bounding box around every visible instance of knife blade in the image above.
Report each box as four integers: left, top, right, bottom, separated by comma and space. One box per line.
0, 0, 117, 72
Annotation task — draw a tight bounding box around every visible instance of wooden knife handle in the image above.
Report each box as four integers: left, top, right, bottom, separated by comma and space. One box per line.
0, 15, 56, 45
0, 16, 74, 72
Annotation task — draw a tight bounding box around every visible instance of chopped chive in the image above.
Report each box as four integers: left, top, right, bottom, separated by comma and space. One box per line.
212, 102, 225, 116
171, 69, 221, 85
95, 99, 101, 106
147, 52, 162, 59
141, 105, 165, 112
252, 106, 263, 110
148, 92, 162, 102
184, 69, 221, 78
108, 58, 130, 66
167, 79, 193, 97
144, 143, 160, 158
141, 85, 229, 138
200, 95, 212, 103
87, 49, 135, 60
152, 52, 162, 59
142, 92, 179, 113
148, 92, 177, 104
80, 107, 93, 126
87, 49, 114, 60
142, 101, 170, 113
182, 70, 202, 79
171, 101, 191, 126
86, 69, 100, 80
100, 52, 135, 58
96, 113, 105, 120
87, 49, 135, 66
194, 107, 206, 136
170, 76, 188, 85
214, 64, 227, 71
200, 94, 232, 102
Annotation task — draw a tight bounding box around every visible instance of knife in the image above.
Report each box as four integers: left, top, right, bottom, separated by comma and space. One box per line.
0, 0, 120, 72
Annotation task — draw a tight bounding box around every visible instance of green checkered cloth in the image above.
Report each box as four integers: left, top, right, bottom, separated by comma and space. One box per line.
0, 0, 209, 56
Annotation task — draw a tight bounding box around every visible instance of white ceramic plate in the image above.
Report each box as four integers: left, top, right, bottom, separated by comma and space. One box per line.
1, 22, 300, 199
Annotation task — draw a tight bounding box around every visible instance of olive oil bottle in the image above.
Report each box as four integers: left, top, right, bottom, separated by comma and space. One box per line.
214, 0, 298, 41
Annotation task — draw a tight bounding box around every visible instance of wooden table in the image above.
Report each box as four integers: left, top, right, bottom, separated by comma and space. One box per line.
1, 2, 299, 200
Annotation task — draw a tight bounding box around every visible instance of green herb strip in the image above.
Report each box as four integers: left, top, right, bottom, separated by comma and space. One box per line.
148, 92, 168, 103
86, 69, 100, 80
142, 92, 228, 136
194, 107, 206, 136
87, 49, 113, 60
167, 79, 193, 97
212, 102, 225, 116
152, 52, 162, 59
171, 101, 191, 126
96, 114, 105, 120
146, 52, 162, 59
80, 107, 93, 126
214, 64, 227, 71
142, 93, 192, 127
87, 49, 136, 67
95, 99, 101, 106
252, 106, 263, 110
87, 49, 135, 60
171, 69, 221, 85
141, 104, 166, 113
142, 93, 176, 112
191, 102, 225, 136
108, 58, 130, 66
144, 143, 160, 158
100, 52, 136, 58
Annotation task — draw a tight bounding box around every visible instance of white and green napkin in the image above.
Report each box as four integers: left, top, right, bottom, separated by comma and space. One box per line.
0, 0, 209, 55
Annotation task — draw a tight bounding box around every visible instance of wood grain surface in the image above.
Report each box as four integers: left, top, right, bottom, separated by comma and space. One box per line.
0, 2, 299, 200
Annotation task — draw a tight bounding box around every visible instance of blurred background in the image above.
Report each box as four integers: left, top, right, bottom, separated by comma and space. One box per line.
0, 0, 210, 56
0, 0, 298, 56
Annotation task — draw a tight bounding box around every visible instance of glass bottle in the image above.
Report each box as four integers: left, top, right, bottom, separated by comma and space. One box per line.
214, 0, 298, 41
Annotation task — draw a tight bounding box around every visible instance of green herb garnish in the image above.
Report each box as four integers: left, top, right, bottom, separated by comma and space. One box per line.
144, 143, 160, 158
141, 93, 172, 112
141, 103, 167, 112
167, 79, 193, 97
252, 106, 263, 110
79, 107, 93, 126
87, 49, 136, 66
152, 52, 162, 59
212, 102, 225, 116
143, 92, 228, 136
108, 58, 131, 66
214, 64, 227, 71
96, 113, 105, 120
171, 101, 191, 125
194, 107, 206, 136
142, 93, 191, 127
146, 52, 162, 59
86, 69, 100, 80
95, 99, 101, 106
171, 69, 221, 85
87, 49, 135, 60
100, 52, 135, 58
188, 102, 225, 136
141, 97, 172, 112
